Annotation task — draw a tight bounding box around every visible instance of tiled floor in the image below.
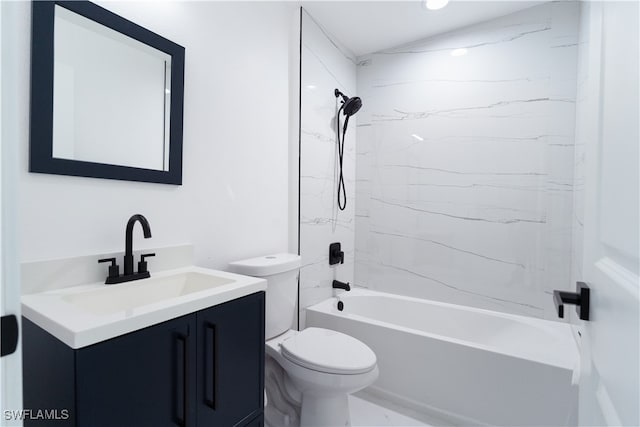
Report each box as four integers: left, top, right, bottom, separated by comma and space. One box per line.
350, 393, 437, 427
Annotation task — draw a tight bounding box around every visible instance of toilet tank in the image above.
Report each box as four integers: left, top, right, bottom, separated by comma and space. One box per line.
229, 253, 301, 340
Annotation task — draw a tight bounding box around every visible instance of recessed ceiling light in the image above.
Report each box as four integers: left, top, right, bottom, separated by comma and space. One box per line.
306, 85, 317, 90
424, 0, 450, 11
451, 48, 468, 57
411, 134, 424, 141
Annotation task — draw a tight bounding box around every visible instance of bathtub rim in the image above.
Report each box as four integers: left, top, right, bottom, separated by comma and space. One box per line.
306, 287, 579, 371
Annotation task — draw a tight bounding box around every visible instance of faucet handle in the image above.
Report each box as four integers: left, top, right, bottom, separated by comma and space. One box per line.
329, 242, 345, 265
138, 253, 156, 274
98, 258, 120, 279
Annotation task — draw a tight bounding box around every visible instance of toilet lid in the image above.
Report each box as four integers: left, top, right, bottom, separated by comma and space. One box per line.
280, 327, 377, 375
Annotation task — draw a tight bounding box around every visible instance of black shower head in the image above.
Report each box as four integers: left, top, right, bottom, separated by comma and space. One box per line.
334, 89, 359, 212
343, 96, 362, 116
335, 89, 362, 116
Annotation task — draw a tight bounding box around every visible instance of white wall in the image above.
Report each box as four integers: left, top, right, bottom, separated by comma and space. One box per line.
355, 2, 580, 320
16, 2, 296, 271
298, 10, 357, 327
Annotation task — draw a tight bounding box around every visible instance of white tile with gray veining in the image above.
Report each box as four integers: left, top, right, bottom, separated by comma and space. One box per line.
355, 2, 580, 320
299, 10, 357, 327
570, 2, 590, 299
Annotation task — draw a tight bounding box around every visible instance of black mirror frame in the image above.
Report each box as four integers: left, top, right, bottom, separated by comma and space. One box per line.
30, 0, 185, 185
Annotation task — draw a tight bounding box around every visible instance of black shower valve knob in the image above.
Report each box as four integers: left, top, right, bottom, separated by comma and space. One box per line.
329, 242, 344, 265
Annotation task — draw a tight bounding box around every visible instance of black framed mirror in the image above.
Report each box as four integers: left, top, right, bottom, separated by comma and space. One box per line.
30, 1, 185, 185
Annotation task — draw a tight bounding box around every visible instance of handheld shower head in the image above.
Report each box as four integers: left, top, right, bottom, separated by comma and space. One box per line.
335, 89, 362, 116
333, 88, 362, 212
343, 96, 362, 116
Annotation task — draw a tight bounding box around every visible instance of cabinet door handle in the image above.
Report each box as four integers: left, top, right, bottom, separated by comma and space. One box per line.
175, 333, 189, 427
1, 315, 19, 357
204, 323, 217, 409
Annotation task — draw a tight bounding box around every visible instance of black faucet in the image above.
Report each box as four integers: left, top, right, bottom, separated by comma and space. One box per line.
98, 214, 155, 285
124, 214, 152, 275
332, 280, 350, 291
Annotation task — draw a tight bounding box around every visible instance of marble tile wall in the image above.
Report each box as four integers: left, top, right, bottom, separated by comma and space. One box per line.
299, 10, 357, 327
354, 2, 580, 320
570, 2, 590, 304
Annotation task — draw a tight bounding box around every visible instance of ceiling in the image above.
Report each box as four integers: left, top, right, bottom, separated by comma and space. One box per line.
301, 1, 546, 57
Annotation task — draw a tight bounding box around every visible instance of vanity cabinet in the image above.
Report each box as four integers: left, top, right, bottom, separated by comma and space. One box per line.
75, 314, 196, 427
196, 294, 264, 426
23, 292, 265, 427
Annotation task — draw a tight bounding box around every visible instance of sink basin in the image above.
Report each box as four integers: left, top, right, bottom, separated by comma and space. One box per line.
22, 266, 266, 349
63, 272, 234, 315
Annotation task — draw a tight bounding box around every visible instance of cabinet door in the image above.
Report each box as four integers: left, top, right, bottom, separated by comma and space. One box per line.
242, 413, 264, 427
75, 314, 197, 427
196, 292, 265, 426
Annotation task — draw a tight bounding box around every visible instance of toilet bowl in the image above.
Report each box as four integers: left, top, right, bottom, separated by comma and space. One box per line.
267, 328, 378, 426
229, 254, 378, 427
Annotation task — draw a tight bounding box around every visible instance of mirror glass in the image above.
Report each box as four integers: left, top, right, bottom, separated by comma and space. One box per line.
52, 5, 171, 171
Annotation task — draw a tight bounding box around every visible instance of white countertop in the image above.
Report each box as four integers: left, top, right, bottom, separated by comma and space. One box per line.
21, 266, 266, 349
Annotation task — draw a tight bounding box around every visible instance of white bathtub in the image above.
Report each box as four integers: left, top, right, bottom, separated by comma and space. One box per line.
306, 289, 579, 426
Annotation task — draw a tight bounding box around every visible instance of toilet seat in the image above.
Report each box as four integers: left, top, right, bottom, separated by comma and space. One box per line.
280, 327, 376, 375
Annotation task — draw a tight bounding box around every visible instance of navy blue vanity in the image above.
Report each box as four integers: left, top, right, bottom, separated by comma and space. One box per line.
23, 292, 265, 427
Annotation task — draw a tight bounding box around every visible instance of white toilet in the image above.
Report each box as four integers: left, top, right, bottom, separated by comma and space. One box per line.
229, 253, 378, 427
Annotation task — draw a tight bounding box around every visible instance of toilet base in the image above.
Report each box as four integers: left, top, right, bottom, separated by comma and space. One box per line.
265, 356, 301, 427
300, 393, 350, 427
265, 330, 378, 427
